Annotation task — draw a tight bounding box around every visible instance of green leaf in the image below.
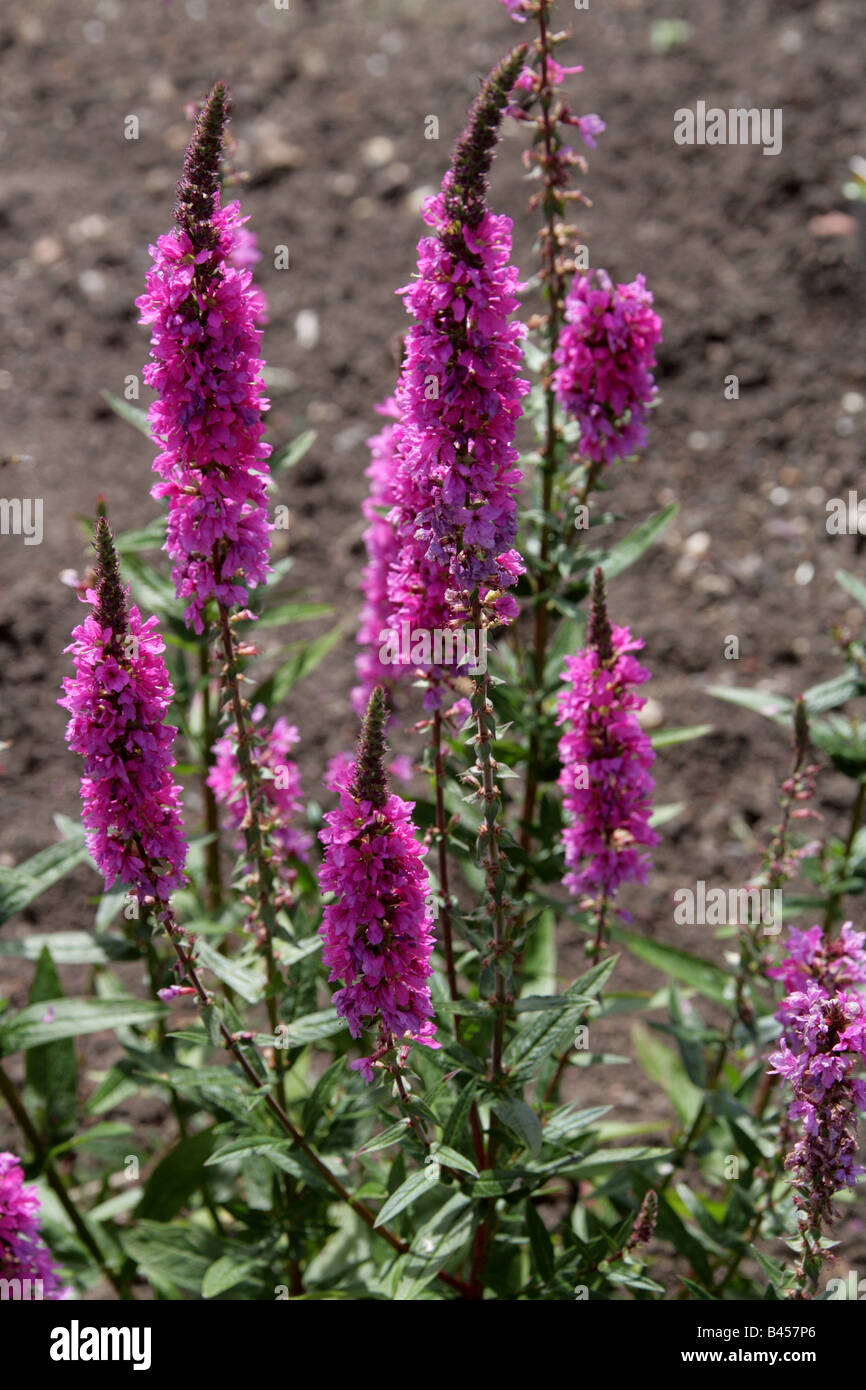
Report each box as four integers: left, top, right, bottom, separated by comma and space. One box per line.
650, 724, 713, 749
121, 1222, 224, 1296
565, 1147, 673, 1177
706, 685, 792, 722
375, 1165, 440, 1227
194, 940, 265, 1005
600, 504, 678, 581
504, 955, 618, 1081
252, 601, 334, 629
137, 1127, 217, 1222
0, 932, 135, 965
270, 429, 316, 474
393, 1193, 475, 1299
25, 948, 77, 1145
101, 391, 154, 440
649, 802, 685, 828
0, 834, 91, 926
543, 1104, 612, 1146
836, 568, 866, 610
631, 1021, 702, 1127
275, 1008, 346, 1047
442, 1079, 478, 1148
355, 1120, 414, 1156
610, 927, 730, 1007
0, 997, 165, 1057
493, 1098, 543, 1158
253, 627, 343, 706
428, 1143, 479, 1178
114, 516, 166, 553
525, 1199, 555, 1283
117, 553, 182, 624
202, 1254, 261, 1299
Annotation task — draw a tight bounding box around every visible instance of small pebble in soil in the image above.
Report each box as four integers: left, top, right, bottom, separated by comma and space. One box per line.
294, 310, 320, 350
362, 135, 396, 169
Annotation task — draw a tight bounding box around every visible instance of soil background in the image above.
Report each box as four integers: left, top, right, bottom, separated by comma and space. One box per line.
2, 0, 866, 1295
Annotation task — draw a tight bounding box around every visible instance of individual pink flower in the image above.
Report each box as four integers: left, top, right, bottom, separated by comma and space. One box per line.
0, 1153, 70, 1300
208, 704, 311, 910
136, 83, 272, 634
59, 518, 187, 902
499, 0, 528, 21
556, 569, 658, 903
553, 269, 662, 465
318, 688, 438, 1081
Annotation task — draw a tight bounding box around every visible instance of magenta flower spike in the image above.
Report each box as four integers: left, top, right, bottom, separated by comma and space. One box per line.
553, 268, 662, 466
0, 1153, 70, 1300
136, 82, 272, 634
556, 568, 659, 905
769, 979, 866, 1236
317, 687, 438, 1083
372, 49, 528, 708
767, 923, 866, 1243
58, 517, 187, 902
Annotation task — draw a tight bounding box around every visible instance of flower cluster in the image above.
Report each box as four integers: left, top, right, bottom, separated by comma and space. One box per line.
556, 570, 658, 904
768, 975, 866, 1235
58, 519, 187, 902
768, 922, 866, 1027
361, 51, 527, 710
553, 269, 662, 466
0, 1153, 69, 1300
317, 689, 438, 1082
208, 704, 311, 912
136, 84, 272, 634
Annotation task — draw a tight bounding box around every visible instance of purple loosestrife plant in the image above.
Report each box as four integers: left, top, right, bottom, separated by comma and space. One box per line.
136, 83, 272, 635
318, 687, 438, 1083
552, 269, 662, 467
556, 569, 658, 930
0, 1153, 70, 1300
58, 518, 187, 902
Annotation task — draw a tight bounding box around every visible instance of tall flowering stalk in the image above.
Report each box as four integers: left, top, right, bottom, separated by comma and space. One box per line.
138, 82, 291, 1082
58, 518, 187, 902
556, 568, 658, 948
136, 82, 272, 636
0, 1153, 69, 1300
318, 687, 438, 1084
381, 46, 529, 707
768, 924, 866, 1289
505, 1, 611, 869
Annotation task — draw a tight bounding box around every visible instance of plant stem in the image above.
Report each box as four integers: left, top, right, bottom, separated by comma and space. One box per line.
215, 601, 287, 1106
823, 776, 866, 934
432, 711, 459, 1004
0, 1062, 132, 1299
199, 642, 223, 911
471, 598, 509, 1080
